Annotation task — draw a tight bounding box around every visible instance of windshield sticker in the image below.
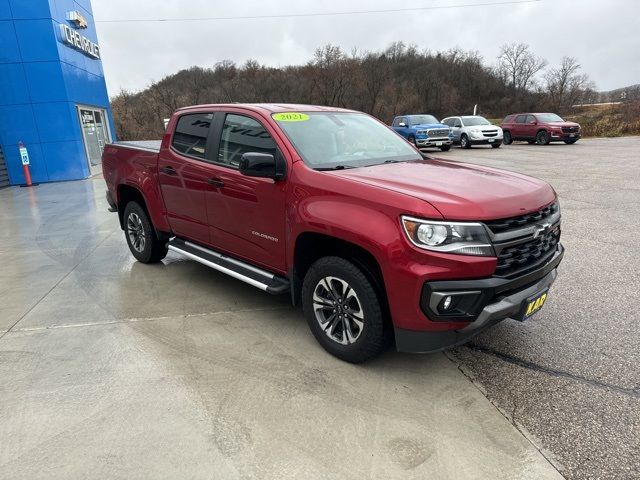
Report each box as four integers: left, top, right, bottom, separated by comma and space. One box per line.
272, 112, 310, 122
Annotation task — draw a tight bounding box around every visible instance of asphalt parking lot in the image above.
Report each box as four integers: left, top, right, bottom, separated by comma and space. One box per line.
0, 137, 637, 479
442, 137, 640, 480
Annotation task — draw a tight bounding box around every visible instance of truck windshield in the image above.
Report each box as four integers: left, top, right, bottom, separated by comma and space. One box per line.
409, 115, 439, 125
273, 112, 422, 170
462, 116, 492, 126
536, 113, 564, 122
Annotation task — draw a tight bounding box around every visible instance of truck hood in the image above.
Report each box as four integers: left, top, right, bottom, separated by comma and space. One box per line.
411, 123, 448, 130
335, 159, 555, 220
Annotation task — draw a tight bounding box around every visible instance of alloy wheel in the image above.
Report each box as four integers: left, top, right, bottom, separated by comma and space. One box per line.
312, 276, 364, 345
127, 212, 146, 253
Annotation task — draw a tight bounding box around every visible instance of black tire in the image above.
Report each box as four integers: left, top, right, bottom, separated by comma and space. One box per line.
407, 134, 416, 146
491, 142, 501, 148
536, 130, 550, 145
123, 201, 168, 263
439, 145, 451, 152
503, 131, 512, 145
460, 134, 471, 149
564, 139, 578, 144
301, 256, 389, 363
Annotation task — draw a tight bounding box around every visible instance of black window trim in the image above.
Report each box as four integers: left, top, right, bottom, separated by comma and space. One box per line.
169, 111, 217, 163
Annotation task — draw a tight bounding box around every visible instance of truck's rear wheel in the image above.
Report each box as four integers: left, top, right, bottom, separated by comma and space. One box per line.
301, 256, 388, 363
123, 201, 168, 263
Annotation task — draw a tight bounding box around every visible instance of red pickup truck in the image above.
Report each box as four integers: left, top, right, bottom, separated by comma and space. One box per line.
102, 104, 563, 362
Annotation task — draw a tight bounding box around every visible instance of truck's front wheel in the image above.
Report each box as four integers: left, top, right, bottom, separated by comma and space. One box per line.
301, 257, 388, 363
123, 201, 168, 263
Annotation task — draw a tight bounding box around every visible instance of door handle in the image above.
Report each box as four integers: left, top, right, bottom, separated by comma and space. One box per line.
161, 166, 177, 175
207, 178, 224, 188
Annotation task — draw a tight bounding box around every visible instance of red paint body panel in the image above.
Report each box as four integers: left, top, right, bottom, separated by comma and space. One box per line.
103, 103, 558, 334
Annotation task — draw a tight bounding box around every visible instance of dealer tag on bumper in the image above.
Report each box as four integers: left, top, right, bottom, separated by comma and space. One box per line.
515, 289, 549, 321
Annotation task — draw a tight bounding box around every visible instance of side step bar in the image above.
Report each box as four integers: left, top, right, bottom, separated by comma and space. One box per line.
167, 238, 290, 295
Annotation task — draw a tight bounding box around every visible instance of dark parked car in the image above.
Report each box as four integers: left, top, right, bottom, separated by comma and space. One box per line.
501, 113, 581, 145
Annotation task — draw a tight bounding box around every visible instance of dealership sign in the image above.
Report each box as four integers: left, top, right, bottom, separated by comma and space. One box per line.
59, 23, 100, 59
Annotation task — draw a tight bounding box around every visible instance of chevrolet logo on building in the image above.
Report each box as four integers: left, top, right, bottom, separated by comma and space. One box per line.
66, 11, 88, 29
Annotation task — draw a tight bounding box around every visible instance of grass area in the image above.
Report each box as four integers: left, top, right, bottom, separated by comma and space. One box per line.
567, 102, 640, 137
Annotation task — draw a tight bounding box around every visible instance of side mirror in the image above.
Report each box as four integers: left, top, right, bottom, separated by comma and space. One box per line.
239, 152, 286, 180
398, 122, 407, 127
529, 120, 537, 125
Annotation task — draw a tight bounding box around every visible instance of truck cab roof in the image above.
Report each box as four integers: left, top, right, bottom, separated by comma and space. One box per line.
174, 103, 356, 115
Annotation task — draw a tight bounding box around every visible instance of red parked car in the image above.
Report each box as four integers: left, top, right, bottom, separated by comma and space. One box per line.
501, 113, 581, 145
102, 104, 563, 362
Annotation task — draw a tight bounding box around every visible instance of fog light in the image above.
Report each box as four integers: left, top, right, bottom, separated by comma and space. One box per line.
440, 295, 453, 312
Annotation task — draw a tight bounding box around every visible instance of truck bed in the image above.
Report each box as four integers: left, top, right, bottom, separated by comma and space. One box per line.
112, 140, 161, 153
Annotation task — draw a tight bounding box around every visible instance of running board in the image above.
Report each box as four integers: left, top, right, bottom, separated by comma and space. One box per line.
167, 238, 290, 295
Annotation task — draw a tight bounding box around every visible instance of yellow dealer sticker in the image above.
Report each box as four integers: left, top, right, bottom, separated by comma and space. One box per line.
272, 112, 310, 122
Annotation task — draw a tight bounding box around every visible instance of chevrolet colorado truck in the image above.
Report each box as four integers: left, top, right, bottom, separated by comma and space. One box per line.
501, 113, 581, 145
391, 114, 453, 151
102, 104, 563, 363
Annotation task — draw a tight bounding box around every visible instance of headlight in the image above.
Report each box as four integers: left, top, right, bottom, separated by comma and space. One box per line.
401, 216, 494, 256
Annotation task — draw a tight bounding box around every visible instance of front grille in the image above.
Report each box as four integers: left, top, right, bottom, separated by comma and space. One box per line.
485, 202, 559, 234
427, 129, 449, 137
562, 126, 579, 134
495, 226, 561, 277
483, 130, 498, 137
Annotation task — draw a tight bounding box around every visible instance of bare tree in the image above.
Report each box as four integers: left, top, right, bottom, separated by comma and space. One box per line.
497, 43, 547, 95
544, 56, 593, 111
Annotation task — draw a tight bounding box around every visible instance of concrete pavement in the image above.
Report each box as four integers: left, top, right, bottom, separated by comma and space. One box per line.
0, 179, 561, 479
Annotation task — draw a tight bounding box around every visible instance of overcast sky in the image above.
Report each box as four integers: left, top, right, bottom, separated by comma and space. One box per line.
92, 0, 639, 97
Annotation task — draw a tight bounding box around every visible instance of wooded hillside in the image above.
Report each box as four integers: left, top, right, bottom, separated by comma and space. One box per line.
111, 42, 598, 140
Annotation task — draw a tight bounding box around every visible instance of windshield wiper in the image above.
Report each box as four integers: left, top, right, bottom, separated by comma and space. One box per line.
315, 165, 356, 171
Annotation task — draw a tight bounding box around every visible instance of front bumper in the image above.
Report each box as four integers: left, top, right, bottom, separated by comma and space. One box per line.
551, 132, 581, 142
469, 136, 503, 145
395, 244, 564, 353
416, 137, 453, 147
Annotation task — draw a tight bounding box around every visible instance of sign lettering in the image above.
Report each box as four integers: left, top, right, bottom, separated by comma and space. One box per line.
59, 24, 100, 59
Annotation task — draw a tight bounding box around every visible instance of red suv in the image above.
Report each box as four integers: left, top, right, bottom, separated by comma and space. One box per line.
501, 113, 581, 145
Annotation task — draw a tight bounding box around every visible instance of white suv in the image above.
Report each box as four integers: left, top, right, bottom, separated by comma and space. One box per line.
441, 116, 503, 149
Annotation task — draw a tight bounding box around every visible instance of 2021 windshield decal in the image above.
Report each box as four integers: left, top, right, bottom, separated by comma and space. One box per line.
272, 112, 310, 122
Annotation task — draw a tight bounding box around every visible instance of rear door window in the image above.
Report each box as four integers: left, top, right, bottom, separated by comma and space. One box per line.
172, 113, 213, 159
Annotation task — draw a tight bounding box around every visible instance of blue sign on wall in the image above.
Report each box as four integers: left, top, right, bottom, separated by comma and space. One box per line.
0, 0, 116, 185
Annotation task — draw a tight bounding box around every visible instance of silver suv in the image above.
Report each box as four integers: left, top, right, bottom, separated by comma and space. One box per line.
441, 116, 503, 149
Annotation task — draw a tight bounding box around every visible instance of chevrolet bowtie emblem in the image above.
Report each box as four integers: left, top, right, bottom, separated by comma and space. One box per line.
533, 222, 551, 239
66, 11, 88, 29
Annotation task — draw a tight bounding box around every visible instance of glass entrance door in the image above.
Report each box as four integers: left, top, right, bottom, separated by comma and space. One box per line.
78, 106, 111, 175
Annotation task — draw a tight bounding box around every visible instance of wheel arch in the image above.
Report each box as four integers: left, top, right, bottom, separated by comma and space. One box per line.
117, 184, 170, 238
291, 232, 388, 315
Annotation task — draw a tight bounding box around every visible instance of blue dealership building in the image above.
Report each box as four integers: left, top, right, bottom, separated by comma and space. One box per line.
0, 0, 115, 187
